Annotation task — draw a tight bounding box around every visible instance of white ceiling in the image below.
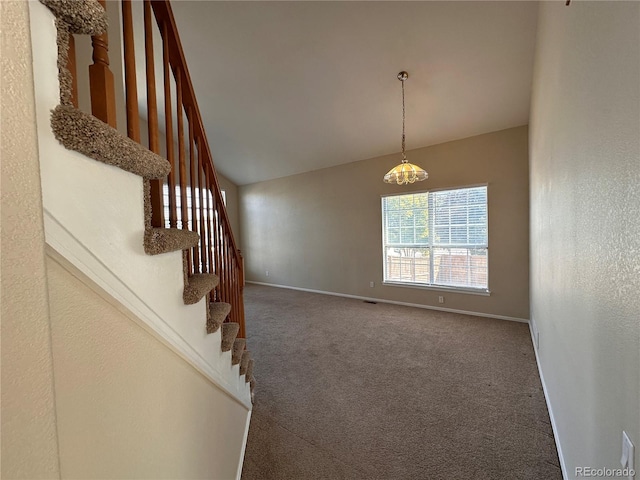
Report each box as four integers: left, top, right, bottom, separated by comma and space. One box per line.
168, 1, 539, 185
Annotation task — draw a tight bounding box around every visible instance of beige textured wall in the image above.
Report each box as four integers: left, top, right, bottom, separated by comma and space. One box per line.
530, 1, 639, 475
0, 1, 62, 477
240, 126, 530, 319
46, 254, 249, 479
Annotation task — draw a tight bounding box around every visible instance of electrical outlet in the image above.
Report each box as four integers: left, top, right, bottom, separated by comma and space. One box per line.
438, 296, 444, 304
266, 270, 269, 277
621, 431, 635, 479
369, 281, 375, 288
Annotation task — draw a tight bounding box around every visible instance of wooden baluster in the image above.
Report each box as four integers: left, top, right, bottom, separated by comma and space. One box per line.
89, 0, 116, 127
234, 259, 240, 328
207, 187, 219, 288
223, 222, 229, 307
212, 189, 223, 302
68, 34, 79, 108
197, 148, 207, 274
228, 252, 235, 324
238, 251, 246, 338
237, 263, 243, 335
235, 265, 241, 328
212, 191, 218, 283
210, 181, 220, 298
121, 0, 140, 142
233, 253, 239, 326
188, 108, 199, 272
218, 195, 226, 303
228, 255, 233, 322
177, 71, 188, 227
215, 201, 223, 302
229, 246, 235, 323
231, 253, 237, 325
177, 70, 192, 273
144, 0, 164, 227
203, 167, 213, 273
220, 205, 227, 304
176, 71, 188, 216
162, 21, 177, 228
224, 240, 231, 315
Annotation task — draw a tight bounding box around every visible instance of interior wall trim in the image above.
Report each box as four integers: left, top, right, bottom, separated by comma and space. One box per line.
529, 317, 568, 479
247, 281, 529, 323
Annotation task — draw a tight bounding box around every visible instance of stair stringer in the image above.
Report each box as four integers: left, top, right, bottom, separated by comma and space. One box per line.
29, 1, 251, 409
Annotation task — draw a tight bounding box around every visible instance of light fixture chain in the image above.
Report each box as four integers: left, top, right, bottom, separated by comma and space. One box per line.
401, 78, 406, 161
383, 70, 427, 185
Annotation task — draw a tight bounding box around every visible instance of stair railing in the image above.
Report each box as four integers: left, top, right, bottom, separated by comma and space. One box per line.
72, 0, 246, 338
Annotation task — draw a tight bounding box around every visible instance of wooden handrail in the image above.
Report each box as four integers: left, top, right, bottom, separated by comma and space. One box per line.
86, 0, 246, 336
149, 1, 245, 333
150, 1, 241, 256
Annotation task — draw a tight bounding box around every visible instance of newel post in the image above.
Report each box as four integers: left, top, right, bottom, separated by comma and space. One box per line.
89, 0, 117, 127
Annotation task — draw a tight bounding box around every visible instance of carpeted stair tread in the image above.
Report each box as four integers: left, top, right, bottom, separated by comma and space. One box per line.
51, 105, 170, 179
221, 323, 240, 352
239, 351, 251, 375
245, 359, 254, 382
207, 302, 231, 334
183, 274, 219, 305
40, 0, 107, 36
250, 378, 256, 392
144, 228, 199, 255
232, 338, 246, 365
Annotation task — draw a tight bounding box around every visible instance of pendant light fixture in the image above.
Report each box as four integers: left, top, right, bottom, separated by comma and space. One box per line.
383, 71, 428, 185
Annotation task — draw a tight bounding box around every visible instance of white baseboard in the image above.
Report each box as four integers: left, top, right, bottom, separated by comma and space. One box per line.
236, 409, 252, 480
247, 281, 529, 323
529, 318, 568, 479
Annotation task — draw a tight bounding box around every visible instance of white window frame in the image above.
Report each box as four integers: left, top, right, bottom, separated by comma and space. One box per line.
381, 185, 490, 295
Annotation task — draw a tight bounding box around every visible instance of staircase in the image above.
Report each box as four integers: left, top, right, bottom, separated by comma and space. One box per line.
36, 0, 254, 399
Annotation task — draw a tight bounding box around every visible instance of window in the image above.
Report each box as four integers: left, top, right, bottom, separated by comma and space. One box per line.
163, 184, 211, 230
163, 185, 226, 230
382, 186, 488, 291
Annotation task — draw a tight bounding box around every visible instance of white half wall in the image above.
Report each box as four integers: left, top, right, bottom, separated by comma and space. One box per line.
530, 2, 639, 478
46, 252, 250, 479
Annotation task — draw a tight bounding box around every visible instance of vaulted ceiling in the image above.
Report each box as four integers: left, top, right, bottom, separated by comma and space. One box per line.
169, 1, 539, 185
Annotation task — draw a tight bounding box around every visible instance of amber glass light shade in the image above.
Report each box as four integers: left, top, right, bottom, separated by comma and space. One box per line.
383, 160, 428, 185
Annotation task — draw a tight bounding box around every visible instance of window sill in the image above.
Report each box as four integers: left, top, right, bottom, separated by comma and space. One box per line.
382, 281, 491, 296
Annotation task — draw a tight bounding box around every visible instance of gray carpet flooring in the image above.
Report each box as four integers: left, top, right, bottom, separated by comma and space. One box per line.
241, 284, 561, 480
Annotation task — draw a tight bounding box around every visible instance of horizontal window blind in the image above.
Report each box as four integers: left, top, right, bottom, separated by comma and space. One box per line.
382, 186, 488, 290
